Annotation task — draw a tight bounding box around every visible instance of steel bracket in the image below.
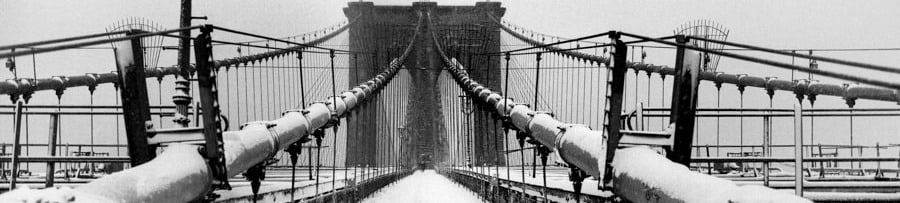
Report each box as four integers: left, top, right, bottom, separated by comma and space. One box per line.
146, 127, 205, 145
664, 35, 702, 166
114, 30, 156, 166
526, 111, 554, 118
194, 25, 230, 190
618, 124, 676, 149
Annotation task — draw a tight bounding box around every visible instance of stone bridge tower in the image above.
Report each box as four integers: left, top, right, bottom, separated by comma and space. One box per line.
344, 1, 504, 168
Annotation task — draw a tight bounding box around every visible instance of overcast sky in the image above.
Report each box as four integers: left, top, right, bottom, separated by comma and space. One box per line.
2, 0, 900, 163
3, 0, 898, 75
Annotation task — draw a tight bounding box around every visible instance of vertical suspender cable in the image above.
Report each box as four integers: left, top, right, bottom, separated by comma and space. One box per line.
57, 93, 64, 178
766, 90, 775, 183
465, 53, 475, 172
286, 50, 298, 202
646, 74, 651, 128
557, 52, 563, 121
633, 46, 639, 114
281, 47, 286, 112
503, 52, 511, 182
532, 52, 542, 178
716, 85, 721, 157
486, 54, 497, 180
390, 66, 394, 178
450, 73, 456, 168
157, 78, 163, 127
250, 46, 258, 121
237, 47, 244, 125
89, 86, 96, 175
589, 48, 598, 128
569, 52, 575, 122
445, 71, 452, 169
274, 50, 279, 116
329, 50, 339, 198
533, 53, 542, 111
660, 75, 665, 129
850, 104, 855, 169
264, 42, 271, 119
25, 51, 32, 173
346, 53, 355, 190
265, 46, 271, 119
300, 52, 313, 181
580, 51, 587, 124
314, 54, 322, 194
459, 72, 463, 170
739, 87, 745, 155
225, 62, 231, 131
115, 85, 121, 156
520, 64, 528, 197
110, 44, 120, 156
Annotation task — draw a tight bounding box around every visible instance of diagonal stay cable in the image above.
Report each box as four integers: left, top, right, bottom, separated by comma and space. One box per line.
0, 26, 203, 59
688, 36, 900, 75
618, 31, 900, 90
0, 30, 130, 50
211, 25, 353, 53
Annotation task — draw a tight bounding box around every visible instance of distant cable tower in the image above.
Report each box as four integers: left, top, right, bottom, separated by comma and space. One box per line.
106, 18, 167, 69
674, 20, 729, 72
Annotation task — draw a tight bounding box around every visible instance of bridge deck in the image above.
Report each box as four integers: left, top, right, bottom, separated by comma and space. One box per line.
218, 167, 400, 202
454, 166, 900, 202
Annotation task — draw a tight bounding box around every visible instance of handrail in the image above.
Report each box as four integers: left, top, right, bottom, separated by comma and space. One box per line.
692, 156, 900, 163
0, 156, 130, 163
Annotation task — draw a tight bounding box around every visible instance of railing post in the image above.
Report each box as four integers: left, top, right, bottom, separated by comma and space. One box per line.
193, 24, 230, 190
705, 144, 712, 174
763, 115, 771, 186
46, 113, 59, 187
64, 144, 69, 178
115, 30, 155, 166
9, 101, 23, 190
603, 31, 628, 186
819, 144, 825, 178
635, 102, 644, 131
666, 35, 701, 166
285, 141, 303, 201
1, 145, 5, 180
533, 52, 542, 111
309, 146, 314, 180
877, 142, 882, 177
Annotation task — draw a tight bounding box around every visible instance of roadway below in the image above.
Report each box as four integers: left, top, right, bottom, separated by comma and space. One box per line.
214, 167, 403, 202
454, 165, 900, 202
360, 170, 485, 203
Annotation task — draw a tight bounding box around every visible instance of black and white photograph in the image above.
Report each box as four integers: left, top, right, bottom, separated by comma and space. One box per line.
1, 0, 899, 202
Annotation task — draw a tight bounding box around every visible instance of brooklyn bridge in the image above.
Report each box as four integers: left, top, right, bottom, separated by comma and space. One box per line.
1, 1, 899, 202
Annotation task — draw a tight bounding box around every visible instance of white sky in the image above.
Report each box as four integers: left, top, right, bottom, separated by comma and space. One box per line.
2, 0, 898, 76
2, 0, 900, 165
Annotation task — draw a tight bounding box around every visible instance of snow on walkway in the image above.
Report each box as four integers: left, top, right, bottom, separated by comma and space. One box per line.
361, 170, 486, 203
